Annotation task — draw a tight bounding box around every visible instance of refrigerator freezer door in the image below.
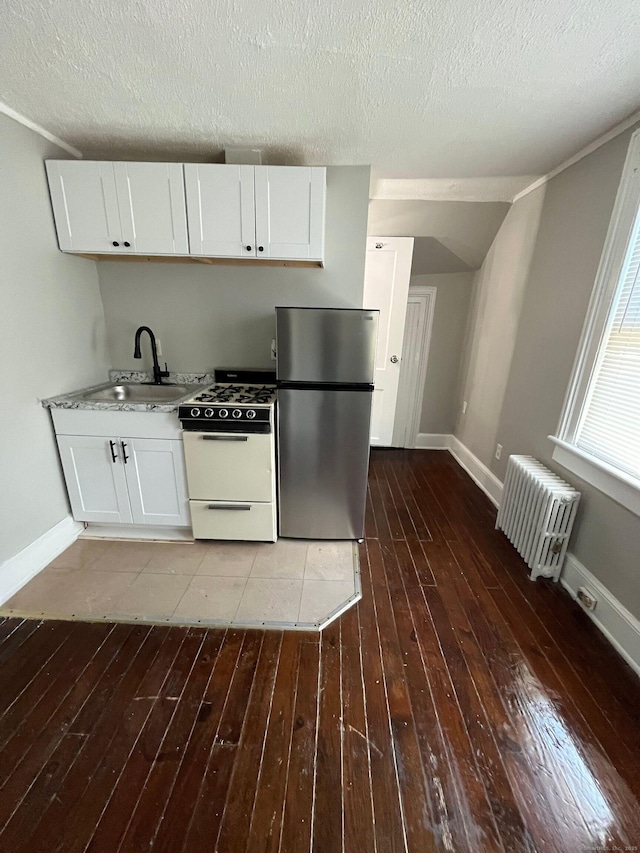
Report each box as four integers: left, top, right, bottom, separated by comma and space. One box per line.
277, 388, 372, 539
276, 307, 379, 384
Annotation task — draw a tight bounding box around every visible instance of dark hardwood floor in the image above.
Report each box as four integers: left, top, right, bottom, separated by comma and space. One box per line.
0, 449, 638, 852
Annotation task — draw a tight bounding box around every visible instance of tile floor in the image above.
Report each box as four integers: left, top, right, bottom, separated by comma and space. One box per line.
1, 537, 360, 629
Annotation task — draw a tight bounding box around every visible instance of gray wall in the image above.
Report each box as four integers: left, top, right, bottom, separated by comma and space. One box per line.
458, 125, 640, 619
411, 273, 474, 434
456, 188, 546, 463
98, 166, 370, 373
0, 114, 110, 564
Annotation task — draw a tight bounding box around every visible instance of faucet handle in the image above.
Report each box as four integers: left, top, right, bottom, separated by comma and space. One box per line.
161, 362, 170, 378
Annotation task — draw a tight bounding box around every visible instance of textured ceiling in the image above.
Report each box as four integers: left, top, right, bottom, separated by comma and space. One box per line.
368, 199, 509, 269
2, 0, 640, 178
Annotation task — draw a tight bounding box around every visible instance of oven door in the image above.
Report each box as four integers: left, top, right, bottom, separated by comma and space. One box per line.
183, 432, 273, 502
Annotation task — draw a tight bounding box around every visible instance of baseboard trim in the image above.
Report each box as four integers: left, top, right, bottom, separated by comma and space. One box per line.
0, 516, 83, 606
82, 524, 193, 542
560, 553, 640, 677
414, 433, 504, 506
414, 433, 452, 449
447, 436, 504, 507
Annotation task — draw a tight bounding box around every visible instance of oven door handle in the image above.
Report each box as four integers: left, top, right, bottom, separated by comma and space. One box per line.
206, 504, 251, 511
201, 435, 248, 441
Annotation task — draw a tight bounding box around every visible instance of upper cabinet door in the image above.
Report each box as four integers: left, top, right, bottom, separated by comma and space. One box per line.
184, 164, 256, 256
254, 166, 326, 261
114, 162, 189, 255
46, 161, 122, 252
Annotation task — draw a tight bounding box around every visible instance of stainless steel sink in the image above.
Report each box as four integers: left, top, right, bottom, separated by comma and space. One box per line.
78, 383, 198, 403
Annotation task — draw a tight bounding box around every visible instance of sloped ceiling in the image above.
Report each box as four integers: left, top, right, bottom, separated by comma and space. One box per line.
2, 0, 640, 179
410, 238, 474, 275
368, 199, 509, 271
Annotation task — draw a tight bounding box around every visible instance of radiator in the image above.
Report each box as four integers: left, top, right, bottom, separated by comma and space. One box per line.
496, 455, 581, 581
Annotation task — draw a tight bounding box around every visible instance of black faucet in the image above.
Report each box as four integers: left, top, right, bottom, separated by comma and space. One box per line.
133, 326, 170, 385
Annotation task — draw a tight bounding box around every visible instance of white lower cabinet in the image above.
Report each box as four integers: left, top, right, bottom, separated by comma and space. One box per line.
57, 435, 133, 524
57, 434, 189, 527
122, 438, 190, 526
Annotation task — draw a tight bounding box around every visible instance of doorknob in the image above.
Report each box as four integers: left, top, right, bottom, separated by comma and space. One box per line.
390, 355, 399, 364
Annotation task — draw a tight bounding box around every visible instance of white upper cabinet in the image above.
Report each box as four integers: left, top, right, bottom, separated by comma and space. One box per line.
184, 164, 256, 257
46, 161, 122, 253
185, 164, 326, 261
46, 160, 189, 255
255, 166, 326, 261
47, 160, 327, 262
113, 162, 189, 254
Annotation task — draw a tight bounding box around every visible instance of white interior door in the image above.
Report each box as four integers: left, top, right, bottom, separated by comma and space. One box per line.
46, 161, 122, 253
56, 435, 132, 523
363, 237, 414, 446
184, 164, 256, 256
392, 288, 436, 448
123, 438, 190, 526
114, 162, 189, 255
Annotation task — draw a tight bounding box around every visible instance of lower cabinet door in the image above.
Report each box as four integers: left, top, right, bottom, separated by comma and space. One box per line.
123, 437, 190, 526
189, 500, 276, 541
56, 435, 133, 523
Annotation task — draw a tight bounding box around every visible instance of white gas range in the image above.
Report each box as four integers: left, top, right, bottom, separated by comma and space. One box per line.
178, 369, 277, 542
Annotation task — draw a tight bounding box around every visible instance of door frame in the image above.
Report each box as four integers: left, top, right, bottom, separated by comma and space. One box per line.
392, 286, 437, 448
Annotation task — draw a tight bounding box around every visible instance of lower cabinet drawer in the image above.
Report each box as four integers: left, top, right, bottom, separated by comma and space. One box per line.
189, 500, 276, 542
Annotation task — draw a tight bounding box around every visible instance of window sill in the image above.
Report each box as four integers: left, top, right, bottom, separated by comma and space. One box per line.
548, 436, 640, 518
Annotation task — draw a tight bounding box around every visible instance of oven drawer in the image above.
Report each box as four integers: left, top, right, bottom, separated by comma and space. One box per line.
189, 500, 276, 541
183, 432, 273, 501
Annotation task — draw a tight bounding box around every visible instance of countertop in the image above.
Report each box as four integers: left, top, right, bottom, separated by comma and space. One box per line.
41, 370, 213, 413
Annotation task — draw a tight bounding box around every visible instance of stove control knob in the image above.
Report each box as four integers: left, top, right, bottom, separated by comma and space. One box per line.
218, 408, 229, 419
204, 408, 214, 418
232, 409, 242, 419
190, 407, 200, 418
246, 409, 256, 419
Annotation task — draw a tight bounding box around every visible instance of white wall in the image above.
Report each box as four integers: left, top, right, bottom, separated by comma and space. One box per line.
411, 273, 474, 434
0, 114, 110, 564
98, 166, 371, 372
457, 125, 640, 619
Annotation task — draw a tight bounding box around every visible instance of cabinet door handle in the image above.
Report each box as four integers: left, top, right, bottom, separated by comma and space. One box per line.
201, 435, 248, 442
109, 440, 117, 463
121, 441, 129, 464
206, 504, 251, 511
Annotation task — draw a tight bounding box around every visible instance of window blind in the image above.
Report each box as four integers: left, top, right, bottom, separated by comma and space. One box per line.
576, 205, 640, 479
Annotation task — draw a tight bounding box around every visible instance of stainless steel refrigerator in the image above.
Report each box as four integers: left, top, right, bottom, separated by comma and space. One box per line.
276, 306, 379, 539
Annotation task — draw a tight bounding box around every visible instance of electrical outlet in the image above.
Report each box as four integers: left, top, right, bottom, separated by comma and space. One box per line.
156, 338, 162, 356
270, 339, 277, 361
462, 400, 467, 414
495, 443, 502, 460
577, 586, 597, 611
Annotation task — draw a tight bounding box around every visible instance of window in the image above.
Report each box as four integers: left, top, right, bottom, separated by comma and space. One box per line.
551, 129, 640, 517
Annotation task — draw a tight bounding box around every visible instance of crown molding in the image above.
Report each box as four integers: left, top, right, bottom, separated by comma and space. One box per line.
513, 108, 640, 203
0, 101, 82, 158
370, 176, 537, 203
